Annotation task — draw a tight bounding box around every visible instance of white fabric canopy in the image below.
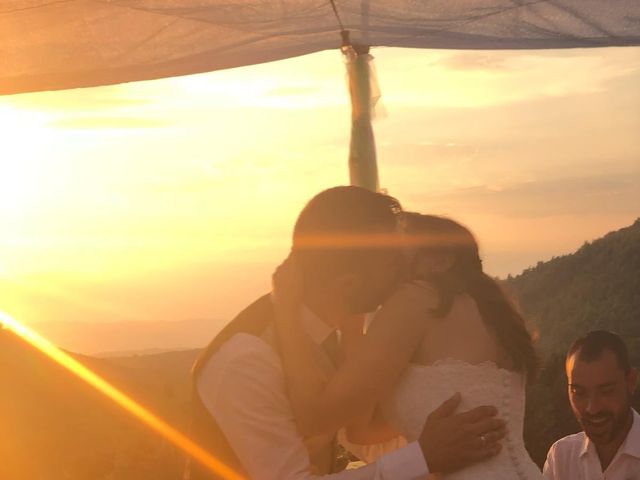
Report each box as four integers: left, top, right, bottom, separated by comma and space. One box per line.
2, 0, 639, 95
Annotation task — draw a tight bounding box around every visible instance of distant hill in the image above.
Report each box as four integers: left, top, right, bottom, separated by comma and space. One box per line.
0, 328, 199, 480
507, 217, 640, 355
506, 218, 640, 466
28, 317, 225, 355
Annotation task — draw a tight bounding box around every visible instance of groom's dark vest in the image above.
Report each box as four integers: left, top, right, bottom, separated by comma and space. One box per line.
184, 294, 274, 480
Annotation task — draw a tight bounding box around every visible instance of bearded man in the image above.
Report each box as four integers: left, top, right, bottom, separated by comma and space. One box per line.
543, 330, 639, 479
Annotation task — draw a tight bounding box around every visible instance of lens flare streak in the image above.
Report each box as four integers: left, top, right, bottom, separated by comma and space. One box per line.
0, 310, 244, 480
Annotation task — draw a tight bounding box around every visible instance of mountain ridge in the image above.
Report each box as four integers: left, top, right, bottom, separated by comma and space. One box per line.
507, 217, 640, 354
27, 317, 226, 355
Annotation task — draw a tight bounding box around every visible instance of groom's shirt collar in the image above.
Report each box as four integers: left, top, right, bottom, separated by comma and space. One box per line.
196, 296, 430, 479
267, 294, 335, 345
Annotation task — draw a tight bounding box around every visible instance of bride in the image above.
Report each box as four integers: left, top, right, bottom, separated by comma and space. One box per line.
273, 213, 542, 479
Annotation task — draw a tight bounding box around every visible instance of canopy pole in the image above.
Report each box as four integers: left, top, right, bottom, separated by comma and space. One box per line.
342, 34, 379, 193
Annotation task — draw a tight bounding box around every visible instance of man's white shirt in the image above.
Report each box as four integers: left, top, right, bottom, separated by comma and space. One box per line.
543, 409, 640, 480
196, 306, 429, 480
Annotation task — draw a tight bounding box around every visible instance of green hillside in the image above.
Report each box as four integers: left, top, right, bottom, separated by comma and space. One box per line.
508, 218, 640, 355
506, 218, 640, 466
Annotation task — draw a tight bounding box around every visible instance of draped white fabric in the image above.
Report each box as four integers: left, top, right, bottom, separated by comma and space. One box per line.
2, 0, 639, 95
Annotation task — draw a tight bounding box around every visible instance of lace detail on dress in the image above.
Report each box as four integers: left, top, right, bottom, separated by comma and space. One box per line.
430, 357, 504, 370
383, 359, 541, 479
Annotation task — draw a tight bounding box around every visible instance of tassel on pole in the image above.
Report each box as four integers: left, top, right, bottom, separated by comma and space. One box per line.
341, 31, 380, 193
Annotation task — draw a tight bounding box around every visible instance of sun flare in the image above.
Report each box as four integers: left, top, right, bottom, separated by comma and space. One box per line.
0, 310, 244, 480
0, 106, 54, 216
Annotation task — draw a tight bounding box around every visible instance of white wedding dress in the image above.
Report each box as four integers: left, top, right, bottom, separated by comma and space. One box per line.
383, 359, 542, 479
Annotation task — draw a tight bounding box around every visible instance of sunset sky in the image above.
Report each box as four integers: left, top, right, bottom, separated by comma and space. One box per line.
1, 46, 638, 327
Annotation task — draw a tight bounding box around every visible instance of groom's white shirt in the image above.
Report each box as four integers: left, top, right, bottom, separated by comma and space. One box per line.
196, 305, 429, 480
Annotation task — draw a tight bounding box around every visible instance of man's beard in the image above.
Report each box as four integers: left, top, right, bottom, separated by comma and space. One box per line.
577, 404, 632, 445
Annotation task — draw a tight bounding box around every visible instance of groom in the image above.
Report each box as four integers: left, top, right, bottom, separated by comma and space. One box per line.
185, 186, 505, 479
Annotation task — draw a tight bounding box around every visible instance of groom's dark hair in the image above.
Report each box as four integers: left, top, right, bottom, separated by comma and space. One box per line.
292, 186, 402, 287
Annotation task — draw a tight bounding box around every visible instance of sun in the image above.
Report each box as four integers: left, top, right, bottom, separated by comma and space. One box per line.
0, 158, 37, 215
0, 104, 51, 217
0, 102, 59, 280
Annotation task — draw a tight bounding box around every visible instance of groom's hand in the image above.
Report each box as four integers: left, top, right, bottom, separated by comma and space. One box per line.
418, 393, 506, 473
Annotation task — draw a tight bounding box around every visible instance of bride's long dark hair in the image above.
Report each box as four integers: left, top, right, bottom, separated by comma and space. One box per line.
403, 213, 538, 380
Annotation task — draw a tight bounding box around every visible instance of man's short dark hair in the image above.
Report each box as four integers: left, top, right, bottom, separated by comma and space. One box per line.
567, 330, 631, 373
292, 186, 402, 285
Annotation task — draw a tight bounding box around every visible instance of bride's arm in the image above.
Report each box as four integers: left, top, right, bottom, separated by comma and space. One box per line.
340, 315, 401, 445
274, 262, 436, 437
345, 405, 401, 445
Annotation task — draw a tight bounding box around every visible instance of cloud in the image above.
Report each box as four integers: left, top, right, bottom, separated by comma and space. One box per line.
375, 71, 640, 188
49, 117, 170, 129
376, 47, 640, 109
433, 52, 508, 71
6, 84, 152, 112
381, 141, 476, 161
264, 85, 323, 97
407, 173, 640, 218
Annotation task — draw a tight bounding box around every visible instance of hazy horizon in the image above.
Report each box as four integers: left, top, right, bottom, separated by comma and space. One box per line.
4, 217, 637, 357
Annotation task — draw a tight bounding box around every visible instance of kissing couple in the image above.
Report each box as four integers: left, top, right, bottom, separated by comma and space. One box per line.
185, 186, 542, 479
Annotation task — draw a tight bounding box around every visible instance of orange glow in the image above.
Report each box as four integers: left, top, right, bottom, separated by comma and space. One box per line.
0, 47, 638, 325
0, 310, 244, 480
293, 232, 473, 249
